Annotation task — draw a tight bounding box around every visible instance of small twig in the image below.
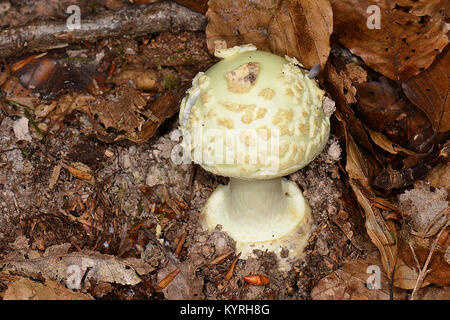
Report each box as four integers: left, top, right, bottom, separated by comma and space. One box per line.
408, 242, 421, 272
187, 164, 198, 206
174, 230, 188, 257
410, 219, 449, 300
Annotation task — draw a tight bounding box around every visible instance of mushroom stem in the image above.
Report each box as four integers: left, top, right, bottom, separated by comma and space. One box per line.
228, 178, 287, 228
201, 177, 313, 269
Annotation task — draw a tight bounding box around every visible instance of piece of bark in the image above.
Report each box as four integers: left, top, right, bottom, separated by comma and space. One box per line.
0, 1, 206, 59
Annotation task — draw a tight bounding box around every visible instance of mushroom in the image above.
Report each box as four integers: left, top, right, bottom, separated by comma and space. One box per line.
179, 44, 332, 270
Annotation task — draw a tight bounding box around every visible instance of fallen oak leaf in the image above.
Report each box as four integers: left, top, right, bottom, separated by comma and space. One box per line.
45, 84, 185, 144
243, 274, 270, 286
325, 55, 367, 104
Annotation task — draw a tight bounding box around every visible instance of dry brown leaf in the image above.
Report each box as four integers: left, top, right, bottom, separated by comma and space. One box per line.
0, 250, 143, 286
330, 0, 448, 81
367, 128, 416, 156
393, 234, 450, 289
350, 181, 398, 278
355, 77, 434, 153
392, 256, 426, 289
426, 162, 450, 189
325, 59, 367, 104
63, 162, 95, 184
415, 286, 450, 300
206, 0, 276, 54
48, 84, 185, 143
1, 77, 38, 111
324, 60, 375, 153
402, 48, 450, 132
268, 0, 333, 69
131, 85, 188, 142
3, 277, 93, 300
373, 142, 449, 191
355, 78, 412, 132
206, 0, 333, 69
83, 85, 149, 134
311, 253, 403, 300
344, 127, 380, 181
173, 0, 208, 13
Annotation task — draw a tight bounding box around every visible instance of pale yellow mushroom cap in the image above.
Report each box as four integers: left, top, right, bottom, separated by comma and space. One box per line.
179, 45, 330, 179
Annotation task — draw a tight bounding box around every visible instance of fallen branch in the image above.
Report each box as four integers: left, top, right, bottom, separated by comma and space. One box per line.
0, 1, 207, 59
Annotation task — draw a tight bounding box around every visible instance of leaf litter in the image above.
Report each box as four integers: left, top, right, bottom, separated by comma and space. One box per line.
0, 0, 449, 300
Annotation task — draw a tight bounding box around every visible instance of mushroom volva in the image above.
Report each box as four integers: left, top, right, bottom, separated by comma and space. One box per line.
178, 44, 332, 269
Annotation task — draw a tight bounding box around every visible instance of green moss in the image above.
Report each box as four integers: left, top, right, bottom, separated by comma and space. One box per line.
164, 75, 179, 90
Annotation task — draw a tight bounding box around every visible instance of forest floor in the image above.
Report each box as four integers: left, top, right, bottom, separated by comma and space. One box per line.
0, 0, 448, 300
